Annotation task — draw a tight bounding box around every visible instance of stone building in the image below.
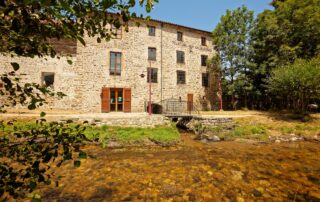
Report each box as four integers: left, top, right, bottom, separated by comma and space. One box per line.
0, 18, 217, 113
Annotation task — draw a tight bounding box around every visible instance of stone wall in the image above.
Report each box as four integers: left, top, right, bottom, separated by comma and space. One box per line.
0, 19, 217, 113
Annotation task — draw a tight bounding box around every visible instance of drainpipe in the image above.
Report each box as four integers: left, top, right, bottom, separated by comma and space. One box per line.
161, 23, 163, 102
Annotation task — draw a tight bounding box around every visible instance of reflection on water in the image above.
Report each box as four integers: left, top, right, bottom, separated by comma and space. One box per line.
41, 134, 320, 201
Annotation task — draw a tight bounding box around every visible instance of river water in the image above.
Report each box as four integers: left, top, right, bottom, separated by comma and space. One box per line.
40, 134, 320, 201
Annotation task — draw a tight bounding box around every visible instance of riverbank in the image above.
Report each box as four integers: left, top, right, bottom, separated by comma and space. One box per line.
190, 111, 320, 143
1, 110, 320, 146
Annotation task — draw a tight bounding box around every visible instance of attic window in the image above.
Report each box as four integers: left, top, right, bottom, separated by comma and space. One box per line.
201, 37, 207, 46
111, 24, 122, 39
42, 72, 55, 88
149, 26, 156, 36
177, 31, 183, 41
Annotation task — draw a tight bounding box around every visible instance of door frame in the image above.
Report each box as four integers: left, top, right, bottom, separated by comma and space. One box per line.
110, 88, 123, 112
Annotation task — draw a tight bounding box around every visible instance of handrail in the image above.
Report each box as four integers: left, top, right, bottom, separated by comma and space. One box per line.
145, 98, 200, 115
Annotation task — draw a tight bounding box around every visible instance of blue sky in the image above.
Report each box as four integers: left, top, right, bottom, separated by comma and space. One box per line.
132, 0, 273, 32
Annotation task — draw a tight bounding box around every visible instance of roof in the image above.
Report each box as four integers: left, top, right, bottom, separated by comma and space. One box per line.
147, 18, 212, 35
109, 13, 212, 35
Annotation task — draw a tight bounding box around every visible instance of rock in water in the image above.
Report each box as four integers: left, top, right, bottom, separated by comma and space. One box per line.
207, 135, 221, 142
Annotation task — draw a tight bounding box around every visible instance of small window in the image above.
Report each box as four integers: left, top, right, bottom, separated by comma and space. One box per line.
177, 31, 183, 41
149, 26, 156, 36
201, 37, 206, 46
202, 73, 209, 87
147, 68, 158, 83
201, 55, 208, 66
41, 72, 55, 88
110, 52, 121, 76
148, 47, 157, 61
111, 24, 122, 39
177, 70, 186, 84
177, 51, 185, 63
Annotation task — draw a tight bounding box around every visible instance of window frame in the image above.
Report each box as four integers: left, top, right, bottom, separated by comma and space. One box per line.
201, 55, 208, 67
147, 67, 158, 83
148, 47, 157, 61
202, 73, 209, 87
110, 52, 122, 76
201, 37, 207, 46
177, 31, 183, 41
111, 24, 122, 39
177, 70, 186, 84
176, 51, 185, 64
148, 26, 156, 36
41, 72, 55, 88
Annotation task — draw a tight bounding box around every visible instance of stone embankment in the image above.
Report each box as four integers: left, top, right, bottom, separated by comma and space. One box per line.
0, 113, 172, 127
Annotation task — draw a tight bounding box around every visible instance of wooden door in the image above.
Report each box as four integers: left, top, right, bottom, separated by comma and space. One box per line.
187, 93, 193, 112
123, 88, 131, 113
101, 87, 110, 113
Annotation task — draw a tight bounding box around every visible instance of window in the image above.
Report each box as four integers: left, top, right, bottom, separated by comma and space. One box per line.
110, 52, 121, 75
149, 26, 156, 36
111, 24, 122, 39
202, 73, 209, 87
147, 68, 158, 83
176, 51, 185, 63
41, 72, 55, 88
177, 31, 183, 41
148, 47, 157, 61
201, 37, 207, 46
201, 55, 208, 66
177, 70, 186, 84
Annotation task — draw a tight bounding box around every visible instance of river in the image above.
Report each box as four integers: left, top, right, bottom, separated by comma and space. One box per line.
40, 134, 320, 201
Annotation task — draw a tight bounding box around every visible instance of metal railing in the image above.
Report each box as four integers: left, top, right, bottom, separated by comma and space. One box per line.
145, 98, 200, 116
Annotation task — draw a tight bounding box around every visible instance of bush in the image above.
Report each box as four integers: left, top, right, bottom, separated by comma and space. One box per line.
267, 56, 320, 113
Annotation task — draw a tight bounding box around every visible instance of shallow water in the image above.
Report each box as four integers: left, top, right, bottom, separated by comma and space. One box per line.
40, 135, 320, 201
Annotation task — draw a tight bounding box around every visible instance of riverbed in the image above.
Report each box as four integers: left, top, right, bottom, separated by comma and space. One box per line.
39, 135, 320, 201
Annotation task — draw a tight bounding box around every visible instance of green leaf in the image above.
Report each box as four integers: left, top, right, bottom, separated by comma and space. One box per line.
74, 160, 81, 168
29, 181, 37, 190
79, 151, 87, 159
10, 62, 20, 71
40, 112, 46, 117
77, 37, 86, 46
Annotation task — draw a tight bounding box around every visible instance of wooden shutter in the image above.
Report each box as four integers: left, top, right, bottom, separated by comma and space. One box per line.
187, 94, 193, 112
101, 87, 110, 113
123, 88, 131, 113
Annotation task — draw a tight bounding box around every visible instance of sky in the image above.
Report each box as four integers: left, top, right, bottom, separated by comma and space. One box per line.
132, 0, 273, 32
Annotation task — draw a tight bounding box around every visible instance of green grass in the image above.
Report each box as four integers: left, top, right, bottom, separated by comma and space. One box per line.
83, 125, 180, 144
232, 124, 269, 141
0, 121, 180, 145
207, 124, 269, 142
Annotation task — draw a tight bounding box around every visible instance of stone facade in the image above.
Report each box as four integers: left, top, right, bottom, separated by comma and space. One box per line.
0, 19, 217, 113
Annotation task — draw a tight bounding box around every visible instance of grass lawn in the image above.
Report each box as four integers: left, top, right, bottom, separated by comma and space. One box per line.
0, 121, 180, 145
83, 124, 180, 144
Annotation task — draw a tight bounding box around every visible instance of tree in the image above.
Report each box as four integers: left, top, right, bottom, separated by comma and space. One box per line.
0, 0, 157, 199
250, 0, 320, 109
266, 56, 320, 113
212, 6, 254, 109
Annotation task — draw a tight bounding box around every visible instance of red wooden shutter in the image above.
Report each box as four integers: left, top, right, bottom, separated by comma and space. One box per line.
187, 94, 193, 112
123, 88, 131, 113
101, 88, 110, 113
